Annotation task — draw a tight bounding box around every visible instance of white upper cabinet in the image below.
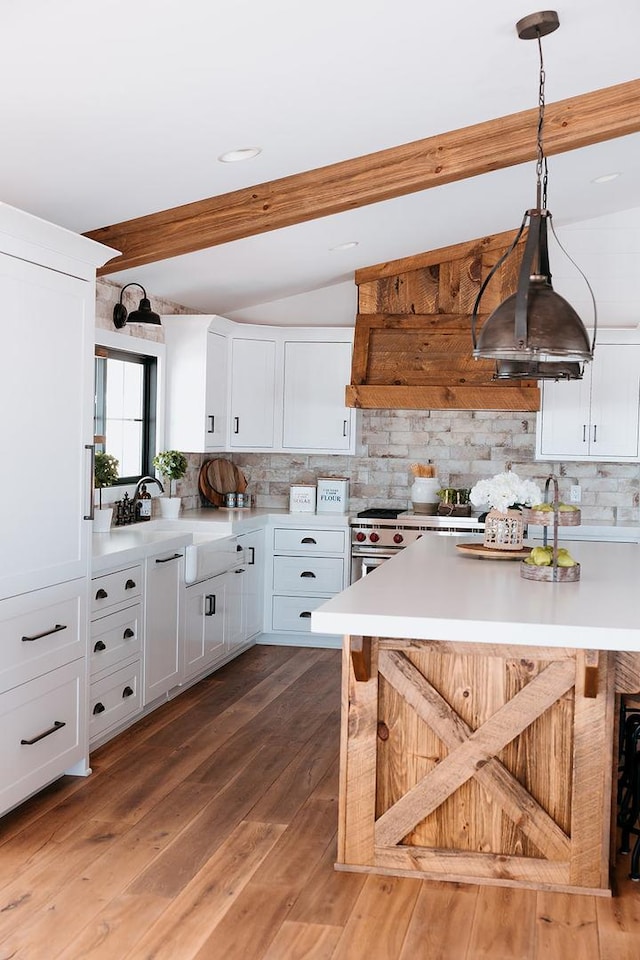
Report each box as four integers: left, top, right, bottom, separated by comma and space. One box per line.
0, 205, 115, 601
229, 337, 277, 449
282, 340, 354, 452
536, 336, 640, 462
163, 317, 228, 452
162, 316, 356, 455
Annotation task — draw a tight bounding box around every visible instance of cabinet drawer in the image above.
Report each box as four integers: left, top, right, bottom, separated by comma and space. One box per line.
273, 556, 344, 594
273, 528, 346, 554
90, 603, 142, 678
0, 660, 85, 816
91, 565, 142, 614
0, 581, 84, 695
90, 661, 142, 743
272, 595, 330, 633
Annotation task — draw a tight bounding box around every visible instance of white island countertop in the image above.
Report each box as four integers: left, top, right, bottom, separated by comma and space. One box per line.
312, 535, 640, 652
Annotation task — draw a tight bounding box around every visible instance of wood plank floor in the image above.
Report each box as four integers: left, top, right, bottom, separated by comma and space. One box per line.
1, 644, 639, 960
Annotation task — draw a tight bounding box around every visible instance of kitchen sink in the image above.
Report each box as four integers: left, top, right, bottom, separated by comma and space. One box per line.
184, 535, 242, 584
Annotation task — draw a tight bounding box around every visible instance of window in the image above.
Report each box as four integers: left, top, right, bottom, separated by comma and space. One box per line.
94, 346, 157, 483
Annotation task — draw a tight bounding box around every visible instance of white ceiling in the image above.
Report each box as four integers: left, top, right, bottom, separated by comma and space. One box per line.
2, 0, 640, 325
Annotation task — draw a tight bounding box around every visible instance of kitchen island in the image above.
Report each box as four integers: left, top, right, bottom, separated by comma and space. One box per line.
311, 535, 640, 896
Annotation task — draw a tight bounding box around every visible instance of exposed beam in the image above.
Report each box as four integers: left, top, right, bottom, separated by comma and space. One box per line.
86, 79, 640, 276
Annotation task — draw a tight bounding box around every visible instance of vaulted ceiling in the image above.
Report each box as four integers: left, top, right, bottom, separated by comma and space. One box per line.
2, 0, 640, 324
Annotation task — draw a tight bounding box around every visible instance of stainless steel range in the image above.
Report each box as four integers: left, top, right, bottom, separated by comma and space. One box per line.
350, 508, 484, 581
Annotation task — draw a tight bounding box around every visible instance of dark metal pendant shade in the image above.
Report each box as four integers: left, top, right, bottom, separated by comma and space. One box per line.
476, 278, 592, 363
126, 296, 161, 325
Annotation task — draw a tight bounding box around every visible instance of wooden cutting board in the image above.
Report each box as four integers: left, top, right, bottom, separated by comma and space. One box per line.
199, 459, 247, 506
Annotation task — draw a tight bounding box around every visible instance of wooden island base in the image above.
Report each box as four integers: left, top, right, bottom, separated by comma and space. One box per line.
338, 636, 640, 896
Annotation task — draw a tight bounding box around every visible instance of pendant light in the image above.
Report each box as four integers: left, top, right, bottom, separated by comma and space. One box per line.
471, 10, 597, 374
113, 282, 161, 329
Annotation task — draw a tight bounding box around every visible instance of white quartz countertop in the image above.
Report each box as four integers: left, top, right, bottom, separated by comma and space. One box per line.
311, 534, 640, 652
92, 507, 350, 573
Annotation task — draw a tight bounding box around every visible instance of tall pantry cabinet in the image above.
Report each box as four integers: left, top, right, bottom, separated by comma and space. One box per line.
0, 202, 116, 817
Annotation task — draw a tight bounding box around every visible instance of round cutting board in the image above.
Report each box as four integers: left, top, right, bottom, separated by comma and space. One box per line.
456, 543, 532, 560
199, 459, 247, 506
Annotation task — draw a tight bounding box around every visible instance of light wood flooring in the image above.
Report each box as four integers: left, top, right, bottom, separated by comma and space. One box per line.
1, 644, 640, 960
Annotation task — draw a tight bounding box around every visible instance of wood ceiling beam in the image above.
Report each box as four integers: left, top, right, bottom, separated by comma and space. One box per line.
86, 79, 640, 276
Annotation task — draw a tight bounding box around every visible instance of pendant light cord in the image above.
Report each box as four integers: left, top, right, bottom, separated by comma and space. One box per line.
536, 33, 549, 212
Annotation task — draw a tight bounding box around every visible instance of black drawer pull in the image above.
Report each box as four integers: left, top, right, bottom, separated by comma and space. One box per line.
122, 686, 134, 699
92, 702, 105, 715
299, 611, 312, 619
155, 553, 182, 564
248, 546, 255, 565
301, 537, 317, 544
21, 720, 66, 745
123, 628, 135, 639
95, 588, 108, 600
234, 568, 244, 574
205, 594, 216, 617
93, 640, 107, 652
207, 414, 215, 433
21, 623, 67, 643
125, 579, 136, 590
300, 571, 316, 578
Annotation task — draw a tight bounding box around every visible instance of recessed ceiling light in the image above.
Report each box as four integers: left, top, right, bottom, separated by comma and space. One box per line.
330, 241, 359, 252
592, 172, 621, 184
218, 147, 262, 163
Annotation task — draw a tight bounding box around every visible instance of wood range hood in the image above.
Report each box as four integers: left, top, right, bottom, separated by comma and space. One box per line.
346, 227, 540, 413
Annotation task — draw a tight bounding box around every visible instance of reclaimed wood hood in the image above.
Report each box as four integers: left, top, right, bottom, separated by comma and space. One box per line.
346, 227, 540, 412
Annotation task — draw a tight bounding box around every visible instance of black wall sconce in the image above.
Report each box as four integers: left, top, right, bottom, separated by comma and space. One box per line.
113, 282, 161, 329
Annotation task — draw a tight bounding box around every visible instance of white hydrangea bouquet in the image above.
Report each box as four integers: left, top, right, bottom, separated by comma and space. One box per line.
470, 470, 541, 515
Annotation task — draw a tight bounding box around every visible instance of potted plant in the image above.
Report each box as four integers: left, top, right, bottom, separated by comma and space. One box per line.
152, 449, 188, 518
94, 451, 119, 531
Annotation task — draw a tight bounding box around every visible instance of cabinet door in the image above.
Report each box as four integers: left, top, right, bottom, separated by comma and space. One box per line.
282, 341, 353, 451
0, 255, 93, 599
144, 551, 183, 704
537, 370, 592, 459
230, 338, 276, 448
204, 330, 228, 450
226, 565, 245, 655
238, 529, 265, 643
183, 574, 226, 680
589, 343, 640, 458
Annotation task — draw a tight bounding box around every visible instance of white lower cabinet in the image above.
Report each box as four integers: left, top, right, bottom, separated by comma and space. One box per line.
143, 550, 184, 705
268, 524, 349, 642
0, 659, 85, 816
183, 571, 228, 681
89, 564, 143, 746
237, 529, 265, 646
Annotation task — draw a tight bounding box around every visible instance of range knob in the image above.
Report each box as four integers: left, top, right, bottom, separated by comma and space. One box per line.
369, 531, 380, 543
355, 531, 366, 542
393, 533, 404, 544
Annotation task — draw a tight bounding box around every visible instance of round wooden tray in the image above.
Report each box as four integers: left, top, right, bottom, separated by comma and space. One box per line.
522, 507, 581, 526
455, 543, 532, 561
520, 560, 581, 582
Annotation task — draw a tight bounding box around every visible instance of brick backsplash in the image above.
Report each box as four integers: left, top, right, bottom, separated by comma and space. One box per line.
223, 410, 639, 525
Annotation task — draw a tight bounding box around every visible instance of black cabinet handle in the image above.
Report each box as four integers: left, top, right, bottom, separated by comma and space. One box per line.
21, 623, 67, 642
248, 546, 255, 565
301, 537, 317, 544
236, 543, 243, 551
300, 571, 316, 578
21, 720, 66, 745
234, 568, 244, 574
125, 579, 136, 590
122, 686, 134, 699
93, 640, 107, 652
92, 703, 105, 715
233, 416, 240, 434
123, 628, 135, 639
205, 594, 216, 616
343, 419, 348, 437
299, 611, 312, 619
155, 553, 182, 564
207, 415, 215, 434
95, 588, 108, 600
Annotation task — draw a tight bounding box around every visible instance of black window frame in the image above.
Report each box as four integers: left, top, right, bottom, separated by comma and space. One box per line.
94, 346, 157, 485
